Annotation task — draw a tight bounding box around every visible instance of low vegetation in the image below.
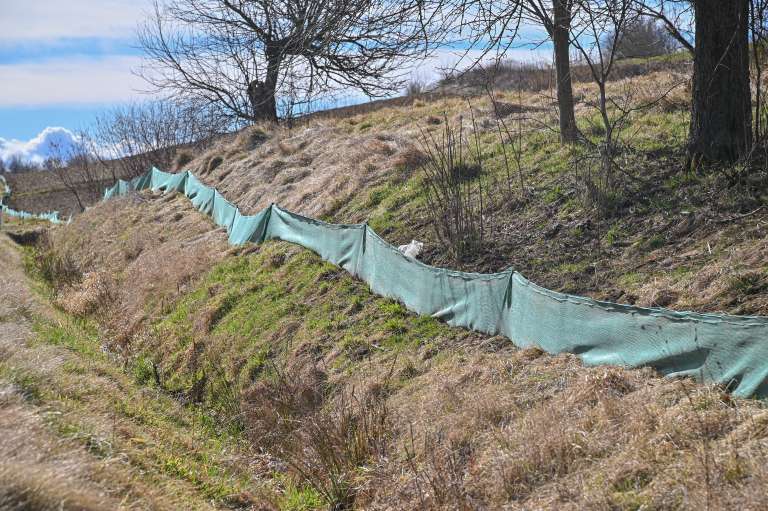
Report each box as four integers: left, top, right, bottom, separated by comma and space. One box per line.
6, 48, 768, 509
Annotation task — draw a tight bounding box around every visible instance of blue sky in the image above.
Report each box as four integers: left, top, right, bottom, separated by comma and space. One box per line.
0, 1, 550, 164
0, 0, 152, 158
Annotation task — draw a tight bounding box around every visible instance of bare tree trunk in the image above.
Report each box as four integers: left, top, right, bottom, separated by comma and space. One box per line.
688, 0, 752, 168
553, 0, 579, 144
248, 51, 281, 122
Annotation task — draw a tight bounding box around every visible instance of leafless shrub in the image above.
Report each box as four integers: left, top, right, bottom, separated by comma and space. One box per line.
44, 134, 104, 213
569, 0, 684, 216
406, 79, 427, 96
418, 115, 488, 263
605, 17, 677, 58
242, 362, 328, 450
4, 155, 38, 173
485, 81, 527, 200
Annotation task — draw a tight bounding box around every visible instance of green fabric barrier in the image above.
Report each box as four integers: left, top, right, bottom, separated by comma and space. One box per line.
504, 273, 768, 397
1, 204, 64, 224
184, 173, 215, 215
1, 174, 64, 225
98, 167, 768, 397
358, 227, 514, 335
229, 208, 271, 245
152, 167, 188, 193
265, 206, 366, 275
213, 190, 238, 232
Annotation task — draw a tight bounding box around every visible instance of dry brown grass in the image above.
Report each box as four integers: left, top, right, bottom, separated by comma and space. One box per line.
49, 191, 230, 348
351, 347, 768, 510
20, 60, 768, 509
181, 122, 426, 218
0, 461, 112, 511
56, 271, 113, 316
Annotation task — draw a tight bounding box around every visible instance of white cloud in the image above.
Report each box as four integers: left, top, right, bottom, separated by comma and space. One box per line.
0, 0, 151, 42
0, 127, 81, 167
0, 55, 147, 107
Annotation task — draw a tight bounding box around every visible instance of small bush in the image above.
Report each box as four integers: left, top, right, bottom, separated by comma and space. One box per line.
32, 233, 81, 291
242, 363, 328, 450
282, 388, 391, 510
419, 118, 490, 263
235, 127, 269, 151
392, 146, 429, 173
405, 80, 425, 96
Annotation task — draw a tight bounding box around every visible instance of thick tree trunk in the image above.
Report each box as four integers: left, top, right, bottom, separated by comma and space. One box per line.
248, 54, 280, 123
688, 0, 752, 168
553, 0, 578, 144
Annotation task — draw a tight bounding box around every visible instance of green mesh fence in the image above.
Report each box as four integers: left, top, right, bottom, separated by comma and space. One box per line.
87, 167, 768, 397
1, 175, 66, 224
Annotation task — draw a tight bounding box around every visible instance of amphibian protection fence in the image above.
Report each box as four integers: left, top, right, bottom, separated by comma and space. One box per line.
100, 167, 768, 398
0, 175, 66, 224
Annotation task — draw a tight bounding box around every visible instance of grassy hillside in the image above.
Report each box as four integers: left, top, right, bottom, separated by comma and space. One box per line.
15, 191, 768, 509
6, 60, 768, 509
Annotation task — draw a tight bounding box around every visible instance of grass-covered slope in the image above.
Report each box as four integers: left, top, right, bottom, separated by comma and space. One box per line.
175, 67, 768, 317
0, 233, 263, 511
10, 185, 765, 509
10, 60, 768, 508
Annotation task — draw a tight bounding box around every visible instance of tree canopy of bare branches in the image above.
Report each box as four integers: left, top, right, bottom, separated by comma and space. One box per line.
91, 100, 223, 181
44, 134, 102, 213
632, 0, 694, 54
438, 0, 580, 143
138, 0, 433, 123
605, 16, 677, 58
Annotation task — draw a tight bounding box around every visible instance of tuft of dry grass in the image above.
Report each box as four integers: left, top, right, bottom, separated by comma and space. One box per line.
56, 271, 113, 316
233, 125, 270, 152
207, 155, 224, 174
0, 465, 112, 511
173, 151, 194, 171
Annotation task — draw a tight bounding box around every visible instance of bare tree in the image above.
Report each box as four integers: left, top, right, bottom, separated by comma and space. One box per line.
442, 0, 580, 144
45, 135, 102, 213
632, 0, 694, 54
6, 156, 37, 173
91, 99, 222, 181
751, 0, 768, 146
137, 0, 432, 123
605, 17, 677, 58
567, 0, 634, 212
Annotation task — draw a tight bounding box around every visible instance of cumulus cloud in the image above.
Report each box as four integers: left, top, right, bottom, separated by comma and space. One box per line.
0, 127, 82, 168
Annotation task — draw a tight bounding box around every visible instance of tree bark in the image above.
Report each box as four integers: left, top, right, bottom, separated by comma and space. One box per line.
248, 51, 281, 122
553, 0, 579, 144
688, 0, 752, 168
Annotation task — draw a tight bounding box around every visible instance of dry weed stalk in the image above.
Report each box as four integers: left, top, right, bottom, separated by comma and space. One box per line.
418, 114, 488, 263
